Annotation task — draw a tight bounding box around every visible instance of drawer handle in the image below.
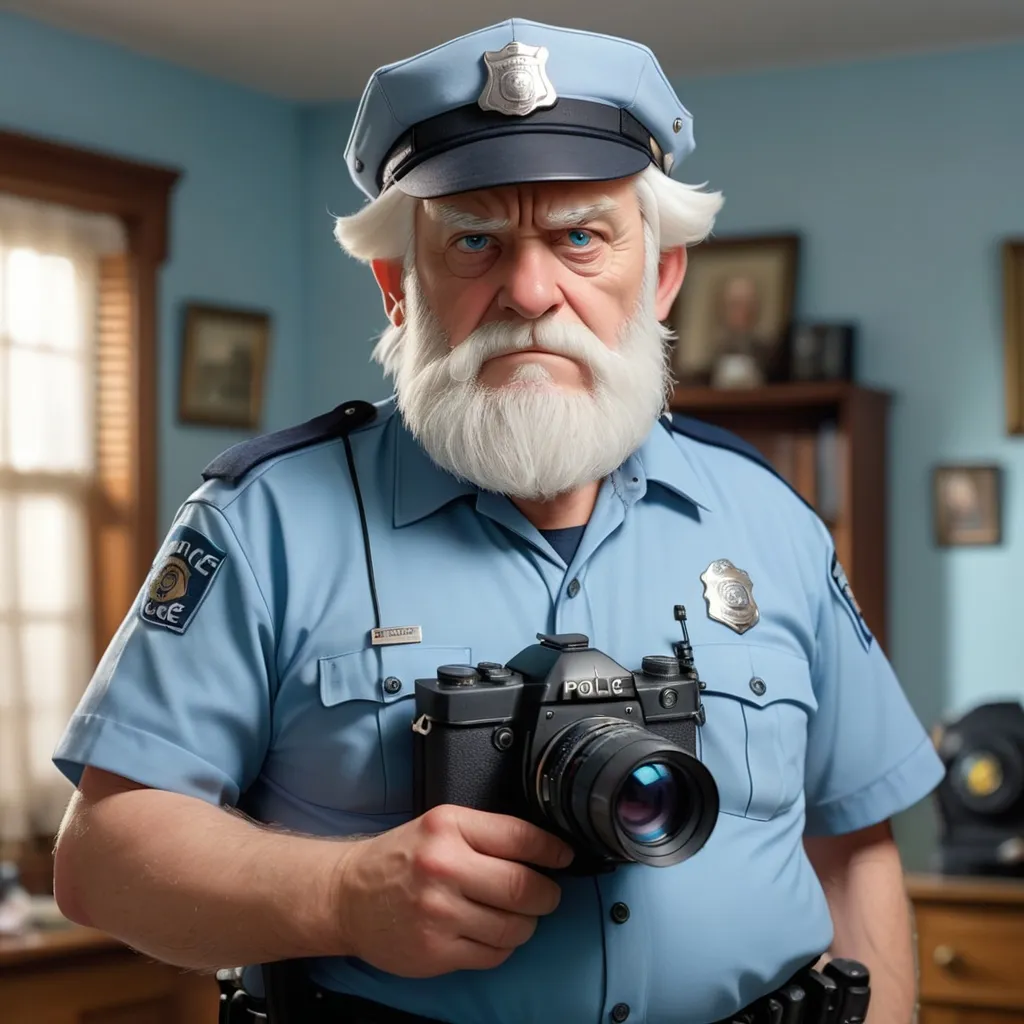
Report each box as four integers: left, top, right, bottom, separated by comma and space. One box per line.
932, 945, 960, 970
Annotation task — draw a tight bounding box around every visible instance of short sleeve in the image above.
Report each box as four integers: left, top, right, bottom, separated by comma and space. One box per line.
52, 498, 274, 807
803, 538, 946, 836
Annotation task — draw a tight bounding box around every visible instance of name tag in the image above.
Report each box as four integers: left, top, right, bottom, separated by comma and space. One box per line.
370, 625, 423, 646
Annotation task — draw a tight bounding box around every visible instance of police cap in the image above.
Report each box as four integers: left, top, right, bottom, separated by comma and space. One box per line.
345, 18, 697, 200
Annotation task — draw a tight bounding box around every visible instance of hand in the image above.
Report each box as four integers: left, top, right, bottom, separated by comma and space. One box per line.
332, 804, 574, 978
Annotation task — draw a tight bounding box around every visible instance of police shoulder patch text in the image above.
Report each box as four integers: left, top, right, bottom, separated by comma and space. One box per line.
140, 525, 227, 634
830, 551, 872, 648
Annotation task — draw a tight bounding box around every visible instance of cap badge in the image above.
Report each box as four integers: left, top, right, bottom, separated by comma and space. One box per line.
700, 559, 760, 635
478, 42, 557, 117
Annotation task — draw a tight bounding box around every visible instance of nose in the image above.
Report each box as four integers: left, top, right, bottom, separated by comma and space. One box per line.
496, 242, 563, 321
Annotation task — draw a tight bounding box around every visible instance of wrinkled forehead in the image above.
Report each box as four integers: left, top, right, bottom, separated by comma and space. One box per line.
418, 178, 640, 233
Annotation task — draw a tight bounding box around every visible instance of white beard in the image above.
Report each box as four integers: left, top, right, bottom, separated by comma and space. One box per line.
381, 232, 674, 502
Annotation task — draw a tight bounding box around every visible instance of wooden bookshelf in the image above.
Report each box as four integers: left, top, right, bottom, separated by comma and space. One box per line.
670, 382, 891, 651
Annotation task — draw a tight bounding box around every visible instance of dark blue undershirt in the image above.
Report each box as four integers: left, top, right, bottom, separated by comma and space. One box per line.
540, 525, 586, 566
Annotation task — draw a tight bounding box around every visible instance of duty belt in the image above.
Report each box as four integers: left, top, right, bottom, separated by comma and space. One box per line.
218, 955, 870, 1024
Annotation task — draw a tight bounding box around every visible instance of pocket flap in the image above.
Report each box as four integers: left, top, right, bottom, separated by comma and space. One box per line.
697, 643, 817, 713
318, 645, 472, 707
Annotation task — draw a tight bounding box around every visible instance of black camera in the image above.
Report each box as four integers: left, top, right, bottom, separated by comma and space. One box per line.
933, 700, 1024, 878
411, 606, 719, 873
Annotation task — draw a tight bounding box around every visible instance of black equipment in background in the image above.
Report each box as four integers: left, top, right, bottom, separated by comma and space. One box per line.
932, 700, 1024, 878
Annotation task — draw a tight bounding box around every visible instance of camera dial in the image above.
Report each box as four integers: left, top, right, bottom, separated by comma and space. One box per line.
437, 665, 479, 687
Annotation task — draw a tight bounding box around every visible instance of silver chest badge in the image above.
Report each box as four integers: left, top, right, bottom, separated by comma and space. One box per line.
478, 42, 557, 117
701, 559, 759, 635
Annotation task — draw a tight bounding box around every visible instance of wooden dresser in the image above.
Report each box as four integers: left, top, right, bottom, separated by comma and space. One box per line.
0, 923, 220, 1024
906, 874, 1024, 1023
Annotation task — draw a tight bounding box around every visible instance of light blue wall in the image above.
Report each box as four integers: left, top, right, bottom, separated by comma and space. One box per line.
302, 43, 1024, 868
301, 104, 389, 413
0, 12, 306, 533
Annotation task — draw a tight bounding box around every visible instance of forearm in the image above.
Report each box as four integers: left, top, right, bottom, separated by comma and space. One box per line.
54, 782, 350, 972
806, 824, 917, 1024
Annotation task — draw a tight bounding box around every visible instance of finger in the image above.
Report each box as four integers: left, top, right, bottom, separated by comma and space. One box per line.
452, 899, 539, 950
456, 809, 574, 870
444, 936, 516, 973
457, 853, 563, 917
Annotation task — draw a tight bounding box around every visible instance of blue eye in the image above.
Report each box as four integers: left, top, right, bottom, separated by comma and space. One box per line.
458, 234, 491, 252
567, 229, 593, 247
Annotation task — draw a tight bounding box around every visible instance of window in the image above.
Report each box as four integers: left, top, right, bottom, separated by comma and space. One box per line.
0, 131, 177, 884
0, 195, 127, 839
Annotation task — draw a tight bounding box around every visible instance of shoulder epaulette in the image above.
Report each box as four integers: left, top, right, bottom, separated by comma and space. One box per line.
662, 412, 817, 516
202, 400, 377, 485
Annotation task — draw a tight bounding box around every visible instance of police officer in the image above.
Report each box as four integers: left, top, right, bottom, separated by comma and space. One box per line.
51, 18, 944, 1024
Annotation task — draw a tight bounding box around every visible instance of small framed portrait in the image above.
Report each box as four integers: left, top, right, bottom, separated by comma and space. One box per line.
933, 464, 1002, 547
666, 233, 800, 388
1003, 240, 1024, 434
178, 303, 271, 429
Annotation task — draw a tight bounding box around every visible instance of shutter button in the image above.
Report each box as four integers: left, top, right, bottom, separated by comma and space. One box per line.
567, 578, 581, 598
383, 677, 402, 694
749, 677, 766, 696
611, 1004, 630, 1022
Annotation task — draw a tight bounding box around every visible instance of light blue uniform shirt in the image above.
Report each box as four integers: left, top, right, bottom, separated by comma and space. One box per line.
54, 397, 944, 1024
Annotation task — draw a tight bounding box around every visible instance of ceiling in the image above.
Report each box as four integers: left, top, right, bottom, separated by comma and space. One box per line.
4, 0, 1024, 101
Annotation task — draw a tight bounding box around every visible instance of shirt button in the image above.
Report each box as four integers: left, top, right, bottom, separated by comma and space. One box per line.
383, 676, 402, 694
610, 902, 630, 924
611, 1004, 630, 1022
749, 677, 766, 696
567, 578, 581, 598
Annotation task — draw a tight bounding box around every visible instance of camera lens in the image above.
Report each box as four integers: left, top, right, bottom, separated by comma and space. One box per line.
614, 762, 684, 845
534, 718, 718, 867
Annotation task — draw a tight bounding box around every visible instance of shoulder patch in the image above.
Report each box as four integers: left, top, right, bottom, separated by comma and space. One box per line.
140, 525, 227, 634
830, 552, 873, 649
202, 400, 377, 484
662, 412, 818, 516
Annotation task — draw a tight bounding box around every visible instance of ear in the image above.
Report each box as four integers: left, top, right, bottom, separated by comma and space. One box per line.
654, 246, 687, 323
371, 259, 406, 327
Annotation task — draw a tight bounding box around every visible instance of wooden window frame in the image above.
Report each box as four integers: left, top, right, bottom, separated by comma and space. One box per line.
0, 129, 180, 656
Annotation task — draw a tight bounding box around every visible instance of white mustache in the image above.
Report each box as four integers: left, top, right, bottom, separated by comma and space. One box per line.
443, 318, 621, 385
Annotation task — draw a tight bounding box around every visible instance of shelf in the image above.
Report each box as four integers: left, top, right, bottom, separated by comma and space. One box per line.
670, 380, 890, 414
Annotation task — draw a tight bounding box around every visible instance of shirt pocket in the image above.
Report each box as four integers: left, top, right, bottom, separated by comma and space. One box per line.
695, 643, 818, 822
318, 644, 471, 815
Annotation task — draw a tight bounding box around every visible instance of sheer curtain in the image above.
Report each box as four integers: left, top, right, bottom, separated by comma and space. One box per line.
0, 193, 126, 841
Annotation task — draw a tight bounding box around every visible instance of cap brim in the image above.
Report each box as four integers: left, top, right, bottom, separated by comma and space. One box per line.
393, 132, 653, 199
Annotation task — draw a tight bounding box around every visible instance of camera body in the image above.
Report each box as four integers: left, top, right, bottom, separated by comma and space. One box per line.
411, 608, 719, 873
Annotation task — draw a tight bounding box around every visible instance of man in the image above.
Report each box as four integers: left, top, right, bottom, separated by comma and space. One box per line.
51, 18, 944, 1024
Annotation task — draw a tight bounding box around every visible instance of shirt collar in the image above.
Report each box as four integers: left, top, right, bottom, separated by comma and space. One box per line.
629, 414, 714, 512
391, 408, 713, 529
392, 410, 477, 528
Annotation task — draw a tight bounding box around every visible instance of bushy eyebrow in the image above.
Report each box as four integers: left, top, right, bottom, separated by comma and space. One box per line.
426, 196, 619, 233
539, 198, 619, 229
428, 204, 511, 233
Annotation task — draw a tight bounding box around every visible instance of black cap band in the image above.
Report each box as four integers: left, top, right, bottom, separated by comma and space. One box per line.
378, 98, 664, 195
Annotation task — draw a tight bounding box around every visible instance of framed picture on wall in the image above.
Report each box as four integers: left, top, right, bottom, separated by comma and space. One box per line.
933, 464, 1002, 547
1004, 239, 1024, 434
178, 302, 271, 429
665, 233, 800, 388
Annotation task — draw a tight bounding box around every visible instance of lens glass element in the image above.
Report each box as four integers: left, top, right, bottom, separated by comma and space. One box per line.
614, 762, 683, 844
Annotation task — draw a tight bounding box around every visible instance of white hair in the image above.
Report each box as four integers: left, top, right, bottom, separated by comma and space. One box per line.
333, 164, 723, 263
